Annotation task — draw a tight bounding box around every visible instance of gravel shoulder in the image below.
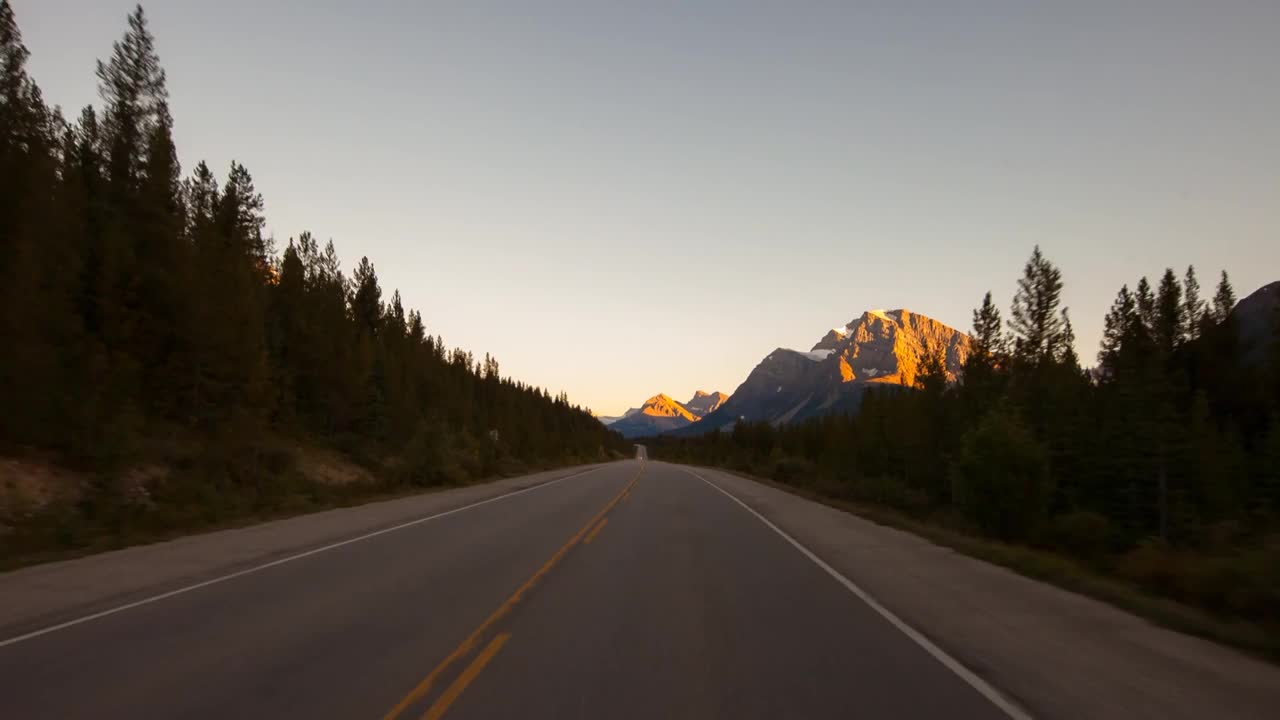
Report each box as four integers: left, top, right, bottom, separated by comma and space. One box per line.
687, 462, 1280, 720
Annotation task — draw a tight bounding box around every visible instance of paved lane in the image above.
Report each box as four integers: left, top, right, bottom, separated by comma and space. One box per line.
0, 464, 634, 719
421, 461, 1009, 720
0, 460, 1010, 719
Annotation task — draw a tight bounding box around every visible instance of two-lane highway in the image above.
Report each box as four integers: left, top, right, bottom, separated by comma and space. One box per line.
0, 460, 1015, 719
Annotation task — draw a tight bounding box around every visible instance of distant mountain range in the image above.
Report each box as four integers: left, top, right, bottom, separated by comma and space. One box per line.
605, 391, 729, 437
608, 286, 1280, 439
672, 309, 970, 435
603, 309, 968, 438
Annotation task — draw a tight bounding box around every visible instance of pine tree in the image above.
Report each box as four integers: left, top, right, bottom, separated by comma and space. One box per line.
407, 310, 426, 345
1008, 246, 1066, 365
1098, 285, 1136, 373
0, 0, 69, 446
186, 159, 271, 423
1147, 272, 1185, 539
82, 4, 177, 434
183, 161, 218, 239
96, 5, 168, 198
0, 2, 36, 211
386, 289, 406, 337
0, 0, 37, 335
1211, 271, 1236, 324
1058, 307, 1079, 369
0, 0, 27, 97
1154, 268, 1184, 355
1135, 276, 1156, 336
66, 105, 108, 367
133, 100, 190, 415
350, 256, 383, 336
269, 238, 307, 421
1182, 266, 1204, 341
0, 2, 46, 190
962, 290, 1005, 413
218, 161, 269, 274
970, 291, 1004, 362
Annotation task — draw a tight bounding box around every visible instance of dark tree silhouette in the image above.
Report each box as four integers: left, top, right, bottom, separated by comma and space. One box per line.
0, 3, 624, 562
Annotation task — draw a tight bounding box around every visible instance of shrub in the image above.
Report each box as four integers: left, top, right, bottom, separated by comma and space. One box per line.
1118, 538, 1280, 622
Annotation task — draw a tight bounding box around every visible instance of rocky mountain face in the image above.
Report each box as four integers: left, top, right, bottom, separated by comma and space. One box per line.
676, 309, 970, 434
684, 390, 729, 417
608, 391, 730, 437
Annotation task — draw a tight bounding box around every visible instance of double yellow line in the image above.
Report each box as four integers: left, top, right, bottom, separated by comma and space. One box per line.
383, 464, 643, 720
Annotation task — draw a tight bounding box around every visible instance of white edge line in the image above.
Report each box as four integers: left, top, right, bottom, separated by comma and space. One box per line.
679, 465, 1034, 720
0, 464, 609, 650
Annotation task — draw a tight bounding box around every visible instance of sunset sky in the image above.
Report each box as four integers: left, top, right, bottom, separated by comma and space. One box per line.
17, 0, 1280, 416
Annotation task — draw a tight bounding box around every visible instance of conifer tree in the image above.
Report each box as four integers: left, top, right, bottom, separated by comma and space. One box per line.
961, 290, 1005, 412
970, 291, 1004, 363
1135, 276, 1156, 336
1182, 266, 1204, 340
1212, 271, 1236, 324
0, 0, 65, 444
350, 256, 383, 336
1008, 246, 1066, 366
408, 310, 426, 344
218, 161, 271, 277
1154, 268, 1184, 355
0, 1, 38, 230
1099, 285, 1136, 374
96, 5, 168, 188
134, 101, 190, 414
1058, 308, 1079, 369
386, 289, 406, 337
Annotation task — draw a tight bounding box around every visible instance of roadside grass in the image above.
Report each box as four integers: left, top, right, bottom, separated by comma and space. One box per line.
0, 456, 621, 573
701, 464, 1280, 663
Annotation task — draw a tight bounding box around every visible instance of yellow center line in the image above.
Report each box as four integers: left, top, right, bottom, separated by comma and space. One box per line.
421, 633, 511, 720
583, 517, 608, 544
382, 465, 643, 720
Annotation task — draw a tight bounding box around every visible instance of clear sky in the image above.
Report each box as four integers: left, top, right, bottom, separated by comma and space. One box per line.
15, 0, 1280, 416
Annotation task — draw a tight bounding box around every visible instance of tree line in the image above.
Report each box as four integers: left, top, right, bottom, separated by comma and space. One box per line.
0, 3, 623, 556
654, 247, 1280, 626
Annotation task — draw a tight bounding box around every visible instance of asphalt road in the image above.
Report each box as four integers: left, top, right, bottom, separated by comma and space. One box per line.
0, 460, 1012, 719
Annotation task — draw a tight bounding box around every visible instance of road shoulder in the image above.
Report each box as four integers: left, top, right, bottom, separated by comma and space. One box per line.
684, 462, 1280, 720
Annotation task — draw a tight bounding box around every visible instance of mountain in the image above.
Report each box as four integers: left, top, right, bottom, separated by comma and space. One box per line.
609, 394, 696, 437
677, 309, 970, 434
1233, 281, 1280, 364
684, 390, 729, 416
608, 391, 730, 437
596, 407, 641, 426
